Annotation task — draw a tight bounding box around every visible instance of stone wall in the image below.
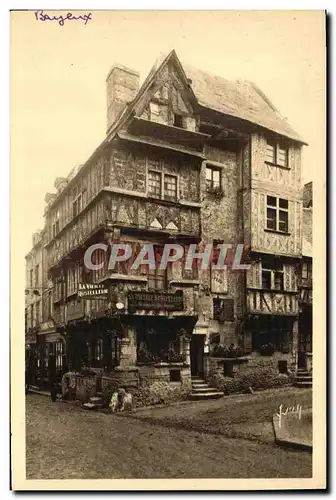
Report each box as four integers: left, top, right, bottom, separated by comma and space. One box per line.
100, 363, 191, 408
204, 354, 293, 396
195, 146, 245, 350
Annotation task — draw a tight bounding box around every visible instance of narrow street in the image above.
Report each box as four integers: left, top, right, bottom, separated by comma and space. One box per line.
26, 389, 312, 479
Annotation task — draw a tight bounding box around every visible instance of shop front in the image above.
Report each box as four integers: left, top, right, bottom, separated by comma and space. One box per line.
35, 319, 66, 388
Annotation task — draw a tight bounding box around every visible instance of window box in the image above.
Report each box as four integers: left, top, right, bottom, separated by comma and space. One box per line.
205, 184, 224, 199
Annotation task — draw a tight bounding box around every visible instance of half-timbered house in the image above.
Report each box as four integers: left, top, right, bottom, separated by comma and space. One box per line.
38, 50, 307, 400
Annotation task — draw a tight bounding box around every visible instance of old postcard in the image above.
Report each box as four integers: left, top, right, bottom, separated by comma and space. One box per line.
10, 9, 326, 491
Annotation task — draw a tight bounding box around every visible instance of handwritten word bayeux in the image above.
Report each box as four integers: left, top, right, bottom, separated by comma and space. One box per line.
276, 404, 302, 429
34, 10, 92, 26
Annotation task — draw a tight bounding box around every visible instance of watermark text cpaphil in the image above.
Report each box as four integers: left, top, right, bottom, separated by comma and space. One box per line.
84, 242, 251, 272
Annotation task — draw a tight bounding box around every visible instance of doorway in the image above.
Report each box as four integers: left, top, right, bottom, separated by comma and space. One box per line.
190, 335, 205, 377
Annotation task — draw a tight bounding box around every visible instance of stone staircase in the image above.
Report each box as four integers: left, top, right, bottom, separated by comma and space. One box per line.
82, 394, 104, 410
189, 377, 224, 401
293, 369, 312, 389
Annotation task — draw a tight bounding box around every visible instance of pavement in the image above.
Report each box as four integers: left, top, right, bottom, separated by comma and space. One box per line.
26, 387, 312, 479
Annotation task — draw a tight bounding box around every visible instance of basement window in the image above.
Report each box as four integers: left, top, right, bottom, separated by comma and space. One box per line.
170, 369, 181, 382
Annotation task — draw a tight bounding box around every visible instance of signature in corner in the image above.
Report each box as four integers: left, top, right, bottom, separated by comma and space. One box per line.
34, 10, 92, 26
276, 404, 302, 428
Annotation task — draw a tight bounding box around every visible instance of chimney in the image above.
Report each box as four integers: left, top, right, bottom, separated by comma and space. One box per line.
106, 64, 140, 133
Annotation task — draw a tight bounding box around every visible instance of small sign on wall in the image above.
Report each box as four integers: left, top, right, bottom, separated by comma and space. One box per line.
210, 265, 228, 294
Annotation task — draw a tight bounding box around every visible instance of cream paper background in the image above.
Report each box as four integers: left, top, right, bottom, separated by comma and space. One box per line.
10, 9, 326, 490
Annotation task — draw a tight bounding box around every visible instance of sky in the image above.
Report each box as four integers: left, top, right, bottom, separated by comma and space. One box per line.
11, 10, 325, 257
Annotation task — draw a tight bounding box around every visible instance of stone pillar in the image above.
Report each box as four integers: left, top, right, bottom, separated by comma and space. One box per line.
117, 326, 137, 369
290, 319, 299, 370
244, 330, 253, 355
181, 335, 191, 366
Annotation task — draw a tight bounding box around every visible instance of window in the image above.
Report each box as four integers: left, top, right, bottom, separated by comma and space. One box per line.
266, 140, 276, 163
213, 298, 234, 322
262, 259, 284, 291
265, 140, 289, 167
30, 304, 34, 328
95, 339, 103, 362
25, 309, 28, 330
48, 291, 53, 318
66, 262, 82, 296
173, 114, 183, 128
148, 171, 178, 202
34, 264, 39, 286
92, 249, 107, 281
29, 269, 33, 288
278, 143, 289, 167
164, 174, 177, 201
206, 165, 221, 190
52, 210, 60, 238
266, 196, 289, 233
148, 248, 167, 290
72, 183, 82, 217
182, 262, 198, 280
35, 301, 40, 325
302, 262, 309, 279
148, 171, 161, 198
54, 279, 63, 303
56, 341, 64, 370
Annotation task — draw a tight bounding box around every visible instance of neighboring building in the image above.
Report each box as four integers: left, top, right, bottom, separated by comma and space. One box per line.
298, 182, 313, 367
25, 230, 44, 369
30, 50, 306, 398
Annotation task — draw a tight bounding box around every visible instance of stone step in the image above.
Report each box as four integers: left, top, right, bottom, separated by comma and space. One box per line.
89, 396, 103, 404
297, 370, 309, 376
191, 383, 209, 389
191, 378, 205, 383
192, 386, 219, 393
188, 391, 224, 401
83, 402, 98, 410
296, 375, 312, 381
294, 381, 312, 388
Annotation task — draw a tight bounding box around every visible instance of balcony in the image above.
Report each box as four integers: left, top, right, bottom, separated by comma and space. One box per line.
247, 289, 299, 316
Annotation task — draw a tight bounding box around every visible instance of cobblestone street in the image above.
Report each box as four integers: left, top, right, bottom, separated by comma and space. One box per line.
26, 390, 312, 479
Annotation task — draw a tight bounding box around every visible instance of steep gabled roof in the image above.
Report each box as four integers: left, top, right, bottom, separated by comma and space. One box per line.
182, 63, 305, 143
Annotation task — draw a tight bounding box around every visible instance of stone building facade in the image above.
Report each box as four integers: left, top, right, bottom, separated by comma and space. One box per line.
298, 182, 313, 370
25, 51, 307, 401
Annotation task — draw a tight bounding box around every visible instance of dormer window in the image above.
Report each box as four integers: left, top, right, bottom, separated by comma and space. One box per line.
266, 140, 276, 163
265, 139, 289, 168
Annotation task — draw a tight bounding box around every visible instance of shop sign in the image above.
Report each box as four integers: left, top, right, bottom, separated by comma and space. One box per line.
77, 283, 109, 300
39, 320, 55, 333
128, 290, 184, 312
